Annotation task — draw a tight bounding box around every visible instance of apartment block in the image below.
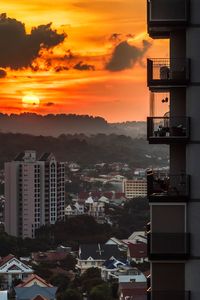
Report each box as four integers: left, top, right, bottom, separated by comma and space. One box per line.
123, 179, 147, 199
5, 150, 65, 238
146, 1, 200, 299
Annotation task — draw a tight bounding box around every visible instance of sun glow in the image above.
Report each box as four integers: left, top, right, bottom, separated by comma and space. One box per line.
22, 94, 40, 108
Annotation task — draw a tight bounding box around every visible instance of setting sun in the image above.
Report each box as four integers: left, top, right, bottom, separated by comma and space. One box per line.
22, 94, 40, 108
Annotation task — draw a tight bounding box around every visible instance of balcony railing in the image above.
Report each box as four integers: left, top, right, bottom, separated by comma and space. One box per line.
147, 0, 190, 27
147, 232, 190, 260
147, 173, 190, 201
147, 117, 190, 143
147, 58, 190, 88
147, 290, 190, 300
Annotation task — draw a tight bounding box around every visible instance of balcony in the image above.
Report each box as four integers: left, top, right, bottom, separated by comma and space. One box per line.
147, 232, 190, 260
147, 58, 190, 90
147, 117, 190, 144
147, 290, 190, 300
147, 173, 190, 202
147, 0, 190, 38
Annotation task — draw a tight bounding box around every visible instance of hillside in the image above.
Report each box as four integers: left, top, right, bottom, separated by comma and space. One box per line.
0, 133, 168, 168
0, 113, 146, 137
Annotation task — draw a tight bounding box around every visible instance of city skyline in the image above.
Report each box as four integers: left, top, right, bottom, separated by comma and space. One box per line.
0, 0, 168, 122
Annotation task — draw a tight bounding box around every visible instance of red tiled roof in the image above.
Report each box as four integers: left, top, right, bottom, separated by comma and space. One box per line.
32, 251, 68, 262
33, 296, 47, 300
78, 191, 126, 201
115, 192, 126, 199
0, 254, 15, 267
78, 192, 89, 200
17, 274, 53, 287
128, 243, 147, 258
119, 282, 147, 300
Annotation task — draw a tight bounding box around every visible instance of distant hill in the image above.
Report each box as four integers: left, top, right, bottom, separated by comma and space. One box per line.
0, 113, 146, 137
0, 132, 168, 168
111, 121, 146, 138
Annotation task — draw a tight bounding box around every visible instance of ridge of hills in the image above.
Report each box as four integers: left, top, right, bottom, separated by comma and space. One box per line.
0, 132, 168, 168
0, 113, 146, 138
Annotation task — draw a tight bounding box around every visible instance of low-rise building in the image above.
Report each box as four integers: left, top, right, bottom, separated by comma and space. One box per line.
0, 254, 33, 289
118, 282, 147, 300
32, 248, 70, 264
65, 202, 85, 217
127, 243, 148, 264
123, 179, 147, 199
76, 244, 123, 274
14, 274, 57, 300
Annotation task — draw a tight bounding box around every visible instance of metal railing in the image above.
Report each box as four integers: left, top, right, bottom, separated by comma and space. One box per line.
147, 117, 190, 140
147, 173, 189, 198
147, 58, 190, 83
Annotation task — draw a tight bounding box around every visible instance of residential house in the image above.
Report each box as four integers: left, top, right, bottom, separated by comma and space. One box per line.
32, 249, 69, 264
101, 258, 127, 281
76, 244, 123, 274
118, 282, 147, 300
127, 243, 148, 264
65, 202, 85, 217
128, 231, 147, 244
0, 254, 33, 289
14, 274, 57, 300
108, 266, 147, 283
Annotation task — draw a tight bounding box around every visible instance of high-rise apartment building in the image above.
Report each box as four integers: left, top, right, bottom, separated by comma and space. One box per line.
5, 151, 65, 238
146, 0, 200, 299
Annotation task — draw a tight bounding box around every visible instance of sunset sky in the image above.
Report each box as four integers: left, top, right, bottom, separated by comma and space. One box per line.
0, 0, 169, 122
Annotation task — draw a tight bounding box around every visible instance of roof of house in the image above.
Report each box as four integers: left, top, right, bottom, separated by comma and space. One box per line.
14, 285, 57, 300
16, 274, 53, 288
128, 243, 147, 259
78, 192, 126, 201
103, 258, 127, 269
79, 244, 122, 260
32, 251, 68, 263
128, 231, 146, 240
119, 282, 147, 300
0, 255, 33, 274
39, 153, 53, 161
0, 254, 15, 267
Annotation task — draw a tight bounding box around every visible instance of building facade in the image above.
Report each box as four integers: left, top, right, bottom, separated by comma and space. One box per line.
146, 0, 200, 299
0, 254, 33, 289
5, 151, 65, 238
123, 179, 147, 199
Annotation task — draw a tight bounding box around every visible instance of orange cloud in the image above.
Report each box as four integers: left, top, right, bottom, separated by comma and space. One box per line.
0, 0, 168, 122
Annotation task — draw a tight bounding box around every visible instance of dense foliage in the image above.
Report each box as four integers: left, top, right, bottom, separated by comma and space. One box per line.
0, 132, 168, 168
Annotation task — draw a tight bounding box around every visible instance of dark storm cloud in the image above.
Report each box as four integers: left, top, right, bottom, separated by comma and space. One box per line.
0, 13, 66, 69
0, 69, 6, 78
73, 61, 95, 71
106, 39, 152, 72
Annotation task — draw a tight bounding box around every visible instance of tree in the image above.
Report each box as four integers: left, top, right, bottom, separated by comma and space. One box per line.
80, 268, 103, 293
81, 268, 101, 281
50, 273, 70, 293
32, 263, 53, 281
59, 288, 83, 300
89, 284, 112, 300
